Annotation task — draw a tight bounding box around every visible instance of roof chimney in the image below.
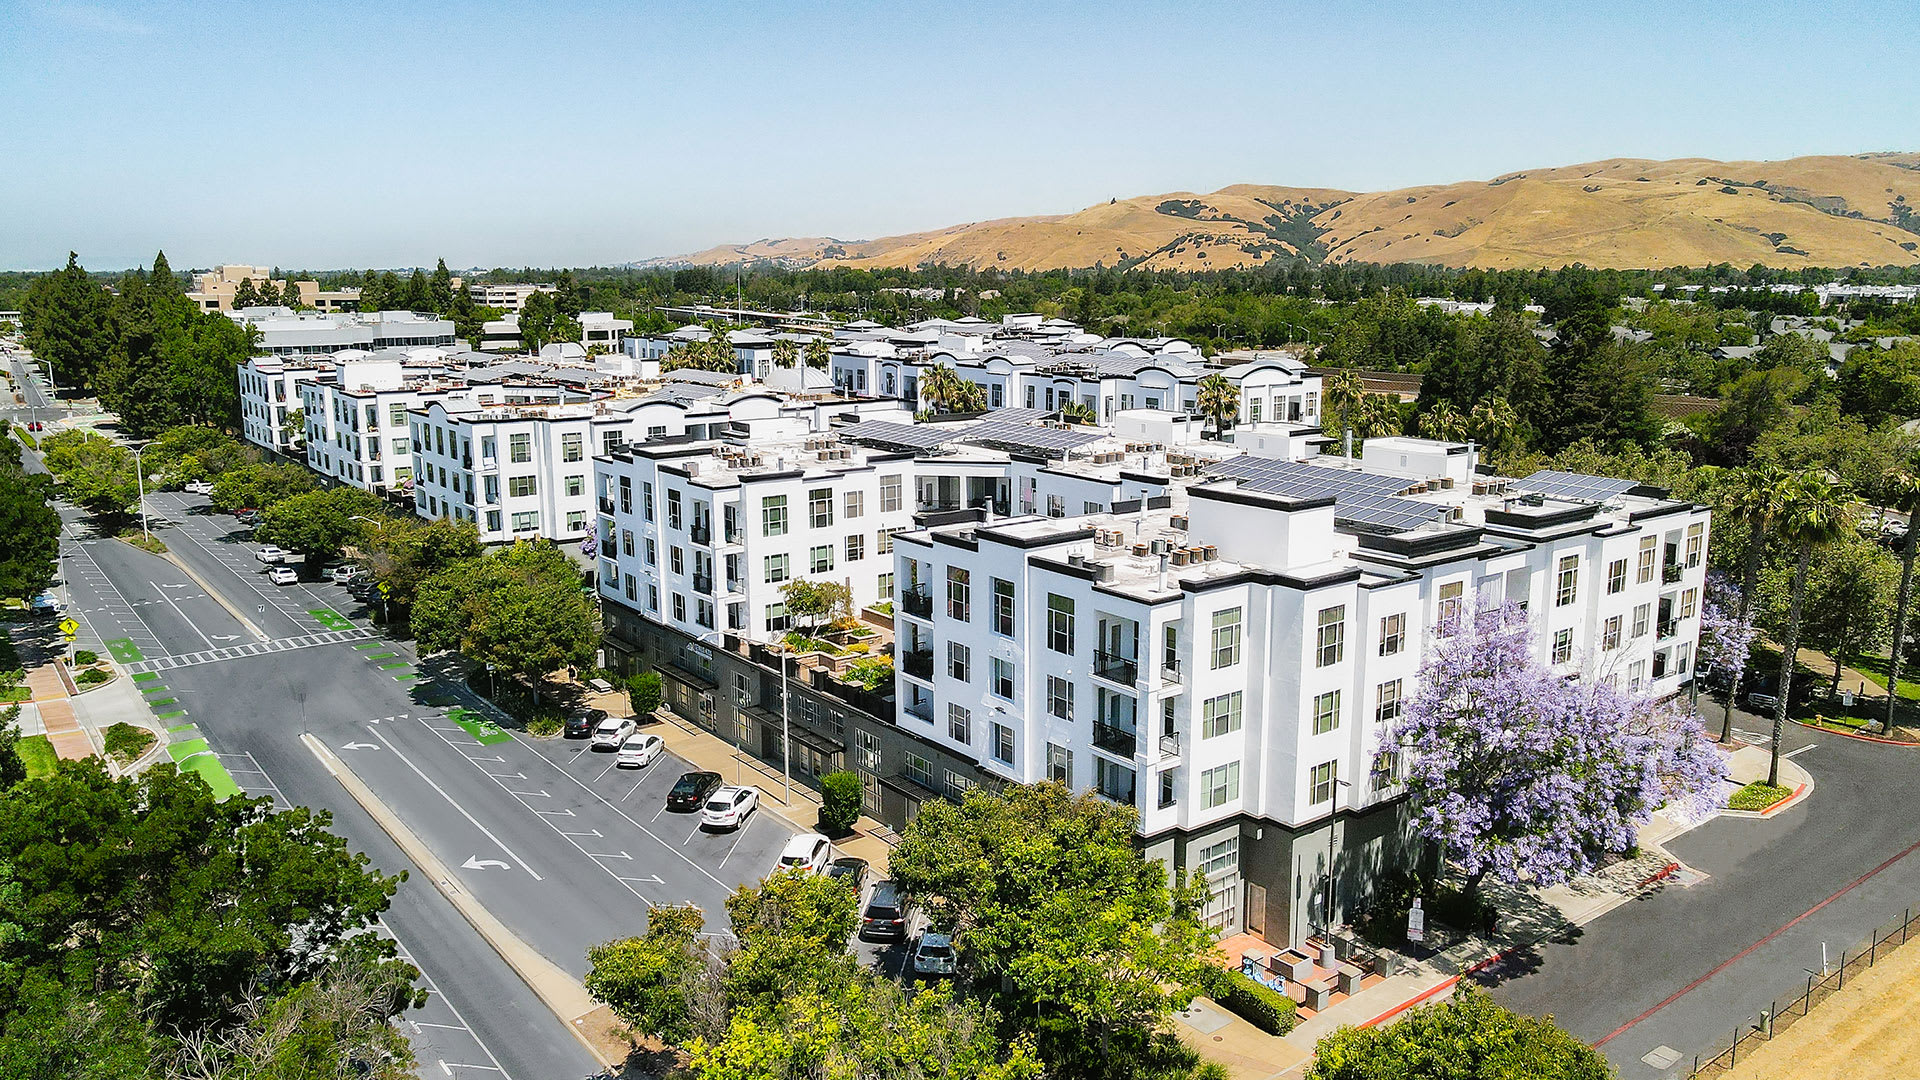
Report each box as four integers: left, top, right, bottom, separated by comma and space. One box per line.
1158, 552, 1169, 592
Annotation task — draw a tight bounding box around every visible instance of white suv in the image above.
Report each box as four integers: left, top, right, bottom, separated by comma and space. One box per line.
777, 832, 832, 874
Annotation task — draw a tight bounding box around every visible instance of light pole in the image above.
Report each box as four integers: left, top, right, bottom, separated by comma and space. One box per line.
1322, 777, 1352, 948
131, 443, 151, 542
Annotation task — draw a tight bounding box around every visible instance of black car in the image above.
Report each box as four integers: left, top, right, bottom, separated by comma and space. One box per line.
859, 880, 910, 942
564, 708, 607, 739
826, 856, 870, 893
666, 771, 723, 812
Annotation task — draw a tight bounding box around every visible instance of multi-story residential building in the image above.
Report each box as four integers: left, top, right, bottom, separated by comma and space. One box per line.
476, 311, 634, 353
468, 283, 557, 312
237, 355, 332, 454
891, 439, 1710, 943
228, 309, 457, 355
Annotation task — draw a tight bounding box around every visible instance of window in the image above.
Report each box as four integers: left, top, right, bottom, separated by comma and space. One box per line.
991, 657, 1014, 699
1375, 679, 1404, 725
389, 403, 406, 427
507, 475, 537, 498
1312, 690, 1341, 734
947, 642, 970, 682
1556, 555, 1579, 607
1201, 762, 1241, 809
561, 433, 583, 462
877, 571, 894, 597
947, 704, 972, 744
1438, 581, 1464, 627
645, 538, 656, 566
992, 578, 1016, 636
879, 474, 902, 513
664, 490, 682, 530
510, 510, 538, 532
642, 481, 654, 521
566, 510, 585, 532
648, 584, 659, 612
1632, 602, 1651, 638
944, 769, 974, 798
1046, 494, 1065, 518
762, 495, 787, 536
1316, 605, 1345, 667
1094, 757, 1135, 805
877, 527, 902, 555
855, 729, 880, 771
1628, 659, 1647, 693
1607, 558, 1627, 595
845, 534, 865, 562
765, 602, 790, 633
1677, 642, 1692, 674
392, 436, 408, 455
1686, 523, 1704, 568
1371, 750, 1399, 792
947, 566, 971, 620
1159, 769, 1177, 809
1680, 587, 1698, 619
1201, 692, 1243, 738
623, 572, 637, 600
1047, 594, 1075, 653
844, 490, 864, 519
1198, 836, 1238, 879
1210, 608, 1242, 669
1046, 676, 1074, 720
1603, 615, 1622, 651
669, 547, 684, 575
1636, 536, 1657, 583
485, 510, 501, 531
565, 474, 584, 497
905, 753, 934, 789
992, 722, 1014, 764
809, 487, 833, 528
764, 554, 790, 583
1047, 743, 1072, 785
1309, 760, 1338, 804
1379, 613, 1406, 656
509, 433, 531, 463
810, 545, 833, 573
672, 594, 685, 621
1552, 628, 1574, 664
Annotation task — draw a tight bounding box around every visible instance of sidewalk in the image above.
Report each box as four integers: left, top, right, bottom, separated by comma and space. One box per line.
9, 625, 94, 760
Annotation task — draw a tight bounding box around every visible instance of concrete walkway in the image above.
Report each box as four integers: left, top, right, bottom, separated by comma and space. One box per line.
10, 627, 94, 759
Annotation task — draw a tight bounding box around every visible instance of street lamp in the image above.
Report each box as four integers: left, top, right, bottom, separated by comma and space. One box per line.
1321, 776, 1353, 952
131, 442, 152, 542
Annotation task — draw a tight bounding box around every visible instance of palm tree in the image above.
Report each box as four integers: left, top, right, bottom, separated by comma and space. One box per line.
1195, 373, 1239, 438
1420, 401, 1468, 442
1719, 464, 1789, 738
772, 338, 800, 369
1882, 467, 1920, 730
1468, 396, 1519, 451
805, 337, 832, 369
1060, 401, 1097, 425
919, 364, 982, 414
1767, 475, 1854, 786
1321, 367, 1365, 435
1353, 394, 1402, 441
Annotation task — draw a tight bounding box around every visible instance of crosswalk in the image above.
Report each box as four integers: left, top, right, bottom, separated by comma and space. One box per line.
122, 628, 377, 674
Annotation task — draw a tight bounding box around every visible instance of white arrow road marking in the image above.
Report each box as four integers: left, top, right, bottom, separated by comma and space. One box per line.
506, 790, 551, 799
485, 772, 526, 780
210, 635, 239, 642
161, 583, 189, 589
589, 851, 633, 861
559, 829, 603, 838
340, 741, 379, 751
535, 808, 576, 817
361, 725, 542, 880
467, 755, 506, 763
461, 856, 512, 871
619, 875, 666, 886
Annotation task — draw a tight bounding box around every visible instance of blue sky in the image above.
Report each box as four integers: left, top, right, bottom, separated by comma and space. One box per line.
2, 0, 1915, 271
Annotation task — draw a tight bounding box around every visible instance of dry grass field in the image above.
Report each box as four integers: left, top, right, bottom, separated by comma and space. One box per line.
1726, 932, 1920, 1080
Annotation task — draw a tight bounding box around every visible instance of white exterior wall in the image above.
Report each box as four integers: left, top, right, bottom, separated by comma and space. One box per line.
237, 358, 327, 454
410, 402, 633, 543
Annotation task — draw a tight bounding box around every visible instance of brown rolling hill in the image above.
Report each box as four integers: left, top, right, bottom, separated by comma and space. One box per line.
639, 153, 1920, 272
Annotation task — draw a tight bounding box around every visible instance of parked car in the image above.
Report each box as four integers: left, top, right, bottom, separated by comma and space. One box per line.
329, 564, 366, 585
776, 832, 832, 874
564, 708, 607, 739
254, 545, 288, 564
700, 785, 759, 830
912, 931, 958, 977
1699, 662, 1736, 695
236, 508, 261, 525
183, 480, 214, 496
616, 733, 665, 768
859, 881, 911, 942
266, 566, 299, 586
591, 715, 638, 750
1745, 673, 1781, 713
666, 771, 722, 812
825, 856, 870, 893
347, 578, 378, 600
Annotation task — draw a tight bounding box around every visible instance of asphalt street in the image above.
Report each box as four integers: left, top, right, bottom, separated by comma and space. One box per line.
1486, 702, 1920, 1078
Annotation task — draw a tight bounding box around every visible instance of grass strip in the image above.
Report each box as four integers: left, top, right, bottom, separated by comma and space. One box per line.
1728, 780, 1794, 812
16, 734, 57, 779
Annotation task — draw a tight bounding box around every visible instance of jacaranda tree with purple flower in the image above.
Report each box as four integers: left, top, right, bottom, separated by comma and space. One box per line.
1384, 602, 1725, 897
1698, 571, 1757, 740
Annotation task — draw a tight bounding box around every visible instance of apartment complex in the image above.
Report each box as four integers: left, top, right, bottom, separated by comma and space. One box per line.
228, 309, 457, 355
889, 440, 1709, 942
469, 283, 557, 312
237, 355, 329, 454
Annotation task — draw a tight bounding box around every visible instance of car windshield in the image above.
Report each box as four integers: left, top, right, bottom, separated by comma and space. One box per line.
705, 799, 730, 810
919, 944, 953, 958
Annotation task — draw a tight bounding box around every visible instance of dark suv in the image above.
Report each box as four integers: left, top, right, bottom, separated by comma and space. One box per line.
859, 881, 911, 942
666, 771, 723, 812
564, 708, 607, 739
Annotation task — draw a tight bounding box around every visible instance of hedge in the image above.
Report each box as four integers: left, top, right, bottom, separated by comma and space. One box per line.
1202, 966, 1299, 1035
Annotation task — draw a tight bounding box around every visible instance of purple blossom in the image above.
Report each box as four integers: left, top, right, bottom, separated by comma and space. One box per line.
1697, 571, 1755, 690
1383, 601, 1727, 888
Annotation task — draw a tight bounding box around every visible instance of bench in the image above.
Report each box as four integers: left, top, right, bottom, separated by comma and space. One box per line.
587, 678, 613, 693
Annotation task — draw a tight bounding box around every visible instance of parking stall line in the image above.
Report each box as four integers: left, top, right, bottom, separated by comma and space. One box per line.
361, 725, 544, 881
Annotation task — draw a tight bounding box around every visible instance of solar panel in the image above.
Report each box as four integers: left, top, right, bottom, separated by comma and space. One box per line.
1333, 494, 1454, 533
1513, 470, 1638, 503
980, 407, 1052, 424
960, 420, 1105, 456
835, 420, 974, 450
1204, 455, 1454, 533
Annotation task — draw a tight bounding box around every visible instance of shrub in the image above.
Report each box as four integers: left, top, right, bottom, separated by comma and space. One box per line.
102, 722, 154, 762
72, 650, 99, 666
75, 667, 109, 685
844, 656, 893, 692
818, 770, 863, 836
1728, 780, 1792, 811
1210, 968, 1298, 1035
526, 716, 563, 738
626, 670, 664, 716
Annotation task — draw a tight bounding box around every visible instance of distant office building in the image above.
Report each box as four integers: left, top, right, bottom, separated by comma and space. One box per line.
469, 283, 558, 312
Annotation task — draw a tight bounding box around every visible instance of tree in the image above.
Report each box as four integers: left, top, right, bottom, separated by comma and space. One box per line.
804, 337, 831, 369
149, 250, 180, 296
38, 429, 139, 522
1718, 464, 1789, 722
918, 363, 984, 414
627, 670, 664, 716
584, 906, 718, 1047
210, 461, 318, 513
518, 291, 579, 353
771, 338, 800, 369
779, 579, 852, 635
1306, 985, 1610, 1080
0, 710, 27, 789
363, 516, 483, 618
1698, 573, 1757, 742
817, 770, 861, 836
887, 783, 1215, 1076
255, 488, 385, 562
1768, 532, 1899, 696
21, 252, 112, 390
402, 269, 431, 313
279, 278, 305, 309
412, 541, 598, 692
145, 425, 256, 487
1765, 476, 1854, 786
1195, 372, 1240, 436
0, 430, 59, 601
1887, 468, 1920, 729
1467, 396, 1520, 452
1382, 602, 1723, 896
428, 259, 455, 313
1419, 400, 1467, 442
231, 277, 263, 309
1321, 366, 1365, 435
1838, 342, 1920, 429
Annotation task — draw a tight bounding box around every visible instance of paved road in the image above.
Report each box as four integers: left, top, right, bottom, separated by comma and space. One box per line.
1486, 702, 1920, 1078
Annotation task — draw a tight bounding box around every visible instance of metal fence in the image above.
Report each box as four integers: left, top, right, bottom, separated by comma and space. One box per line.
1687, 905, 1920, 1077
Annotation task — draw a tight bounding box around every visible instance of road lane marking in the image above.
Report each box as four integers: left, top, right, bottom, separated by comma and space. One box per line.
1784, 744, 1818, 759
361, 725, 542, 880
149, 579, 216, 650
593, 760, 619, 782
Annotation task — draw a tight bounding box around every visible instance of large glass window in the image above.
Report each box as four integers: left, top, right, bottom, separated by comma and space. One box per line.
1046, 676, 1073, 720
947, 567, 971, 621
1375, 679, 1403, 724
1210, 608, 1242, 669
561, 433, 583, 462
1309, 760, 1338, 804
762, 495, 788, 537
992, 578, 1016, 636
1201, 692, 1243, 739
1312, 690, 1341, 735
1556, 555, 1580, 607
509, 432, 531, 463
879, 474, 903, 513
1047, 594, 1075, 654
1201, 762, 1241, 809
809, 487, 834, 528
1315, 605, 1345, 667
1378, 613, 1406, 656
1607, 558, 1627, 595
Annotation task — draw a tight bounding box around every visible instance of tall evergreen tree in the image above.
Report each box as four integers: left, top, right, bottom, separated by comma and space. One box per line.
149, 250, 180, 295
403, 269, 431, 312
21, 252, 113, 390
231, 277, 262, 309
429, 258, 454, 313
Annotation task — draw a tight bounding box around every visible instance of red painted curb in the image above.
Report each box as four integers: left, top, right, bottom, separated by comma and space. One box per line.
1634, 861, 1682, 889
1757, 783, 1808, 817
1789, 718, 1919, 746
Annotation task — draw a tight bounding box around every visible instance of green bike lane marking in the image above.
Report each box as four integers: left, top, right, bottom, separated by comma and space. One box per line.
308, 608, 355, 632
448, 707, 512, 746
394, 673, 418, 682
131, 672, 159, 683
141, 683, 169, 694
106, 638, 144, 664
165, 739, 240, 800
376, 662, 409, 671
351, 642, 383, 650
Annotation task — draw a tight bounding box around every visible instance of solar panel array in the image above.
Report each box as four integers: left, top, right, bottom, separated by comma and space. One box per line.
835, 420, 972, 450
961, 420, 1105, 456
979, 407, 1052, 424
1205, 455, 1452, 533
1513, 470, 1638, 503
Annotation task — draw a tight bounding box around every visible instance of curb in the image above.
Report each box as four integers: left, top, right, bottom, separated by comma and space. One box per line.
301, 733, 616, 1069
1722, 781, 1811, 819
161, 551, 271, 641
1789, 717, 1920, 747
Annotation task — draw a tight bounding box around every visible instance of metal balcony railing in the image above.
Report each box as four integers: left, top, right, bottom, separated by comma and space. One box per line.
903, 699, 934, 723
1092, 721, 1138, 758
598, 496, 615, 514
1159, 657, 1182, 685
691, 523, 712, 544
901, 589, 933, 619
1663, 564, 1683, 584
1093, 650, 1138, 685
693, 574, 714, 594
902, 650, 934, 680
1159, 731, 1181, 758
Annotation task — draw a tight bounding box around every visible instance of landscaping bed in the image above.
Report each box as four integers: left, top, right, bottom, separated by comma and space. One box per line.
103, 722, 157, 764
15, 734, 57, 780
1728, 780, 1794, 812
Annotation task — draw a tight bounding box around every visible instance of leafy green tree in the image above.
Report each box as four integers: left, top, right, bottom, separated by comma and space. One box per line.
412, 541, 598, 692
1763, 532, 1899, 696
519, 291, 565, 352
231, 278, 263, 309
584, 906, 718, 1046
805, 337, 831, 369
626, 670, 663, 716
0, 441, 60, 601
1306, 986, 1610, 1080
149, 250, 180, 296
1195, 372, 1239, 436
1419, 400, 1467, 442
364, 516, 483, 617
255, 488, 385, 561
21, 252, 113, 390
279, 278, 305, 308
145, 426, 255, 487
1838, 341, 1920, 429
772, 338, 800, 369
1766, 476, 1854, 785
402, 269, 431, 312
918, 363, 984, 414
39, 429, 139, 522
429, 259, 454, 313
780, 579, 852, 634
210, 461, 318, 513
817, 770, 862, 835
0, 712, 27, 789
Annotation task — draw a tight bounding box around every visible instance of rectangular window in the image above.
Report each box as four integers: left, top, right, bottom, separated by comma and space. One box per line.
877, 527, 901, 555
1680, 587, 1698, 619
1438, 581, 1465, 627
765, 602, 790, 633
1210, 608, 1242, 669
1046, 494, 1065, 518
1603, 615, 1622, 651
947, 566, 971, 620
389, 403, 406, 427
1047, 594, 1075, 654
565, 474, 584, 497
1379, 613, 1406, 656
1309, 760, 1338, 805
561, 433, 583, 462
510, 510, 538, 532
1552, 628, 1574, 664
905, 753, 934, 788
1201, 762, 1241, 809
1375, 679, 1403, 725
669, 547, 684, 575
1637, 536, 1657, 584
508, 475, 537, 497
855, 729, 880, 771
809, 487, 833, 528
762, 495, 787, 537
648, 584, 659, 612
1201, 692, 1243, 739
1629, 659, 1647, 693
1685, 523, 1704, 568
1556, 555, 1579, 607
623, 573, 636, 600
844, 490, 864, 519
879, 474, 902, 513
947, 642, 970, 682
845, 534, 865, 562
1371, 750, 1399, 792
1316, 605, 1345, 667
947, 704, 971, 745
1046, 676, 1073, 720
992, 722, 1015, 765
992, 578, 1016, 636
509, 432, 531, 463
1607, 558, 1627, 595
1198, 837, 1238, 878
877, 571, 894, 598
991, 657, 1014, 699
672, 594, 685, 621
645, 538, 656, 566
810, 545, 833, 573
1633, 602, 1651, 638
764, 554, 789, 583
1313, 690, 1341, 735
566, 510, 585, 532
1047, 743, 1072, 786
641, 481, 653, 522
666, 489, 682, 529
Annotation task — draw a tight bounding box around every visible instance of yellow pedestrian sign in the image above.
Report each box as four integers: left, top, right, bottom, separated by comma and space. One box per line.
58, 618, 78, 638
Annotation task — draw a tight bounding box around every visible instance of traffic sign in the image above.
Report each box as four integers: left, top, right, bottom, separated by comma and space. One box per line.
58, 618, 78, 637
1406, 898, 1425, 943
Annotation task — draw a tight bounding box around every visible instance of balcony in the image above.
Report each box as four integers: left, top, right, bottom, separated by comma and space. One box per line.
724, 525, 743, 544
598, 496, 616, 514
1662, 564, 1683, 584
902, 649, 934, 680
1158, 731, 1181, 759
1092, 721, 1138, 758
691, 523, 712, 545
477, 456, 498, 473
1657, 619, 1678, 641
1093, 650, 1139, 686
903, 699, 934, 724
693, 574, 714, 595
1159, 658, 1183, 685
901, 588, 933, 620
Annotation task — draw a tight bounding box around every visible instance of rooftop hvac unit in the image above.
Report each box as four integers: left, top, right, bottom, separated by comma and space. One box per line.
1150, 539, 1169, 555
1170, 515, 1189, 531
1067, 553, 1087, 568
685, 462, 701, 476
1091, 563, 1115, 583
1132, 543, 1149, 558
1202, 545, 1218, 561
1171, 550, 1190, 566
